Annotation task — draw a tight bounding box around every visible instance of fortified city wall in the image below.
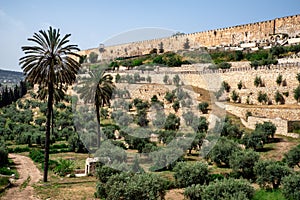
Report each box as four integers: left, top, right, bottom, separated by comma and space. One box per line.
77, 15, 300, 60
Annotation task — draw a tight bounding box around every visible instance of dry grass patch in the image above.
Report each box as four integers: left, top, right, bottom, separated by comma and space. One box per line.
34, 176, 97, 200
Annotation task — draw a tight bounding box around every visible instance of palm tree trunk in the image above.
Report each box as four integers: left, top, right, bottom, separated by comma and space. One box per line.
96, 105, 101, 148
44, 82, 53, 182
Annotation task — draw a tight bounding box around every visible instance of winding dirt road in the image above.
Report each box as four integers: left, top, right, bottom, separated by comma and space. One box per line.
1, 154, 42, 200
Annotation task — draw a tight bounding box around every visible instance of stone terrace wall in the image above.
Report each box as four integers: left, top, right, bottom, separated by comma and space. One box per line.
77, 15, 300, 60
223, 103, 300, 137
111, 62, 300, 105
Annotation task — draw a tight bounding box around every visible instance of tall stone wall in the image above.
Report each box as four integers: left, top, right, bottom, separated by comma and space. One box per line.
77, 15, 300, 60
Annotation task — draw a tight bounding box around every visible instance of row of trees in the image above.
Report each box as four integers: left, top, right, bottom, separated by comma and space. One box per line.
0, 81, 28, 108
218, 73, 300, 104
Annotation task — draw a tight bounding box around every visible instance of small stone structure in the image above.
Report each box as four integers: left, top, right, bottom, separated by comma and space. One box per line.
85, 157, 100, 175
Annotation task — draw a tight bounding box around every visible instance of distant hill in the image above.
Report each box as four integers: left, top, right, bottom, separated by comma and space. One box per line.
0, 69, 24, 85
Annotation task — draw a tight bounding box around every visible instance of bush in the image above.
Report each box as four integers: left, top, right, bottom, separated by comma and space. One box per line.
0, 167, 14, 175
164, 113, 180, 131
282, 173, 300, 200
96, 172, 168, 200
184, 184, 203, 200
222, 81, 231, 92
218, 62, 232, 69
9, 146, 30, 153
198, 102, 209, 114
229, 149, 260, 179
231, 90, 239, 102
0, 142, 8, 166
276, 74, 283, 86
252, 189, 285, 200
185, 178, 255, 200
255, 122, 276, 141
297, 73, 300, 83
283, 145, 300, 168
257, 91, 268, 104
294, 85, 300, 102
208, 137, 241, 167
237, 81, 243, 90
95, 164, 120, 183
88, 52, 98, 63
173, 161, 209, 188
254, 160, 291, 189
172, 100, 180, 112
164, 91, 176, 103
254, 76, 263, 87
274, 91, 285, 104
221, 117, 243, 139
29, 149, 44, 163
53, 158, 74, 177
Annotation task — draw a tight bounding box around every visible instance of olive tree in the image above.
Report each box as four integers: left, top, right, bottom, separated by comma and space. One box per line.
254, 160, 291, 189
282, 173, 300, 200
173, 161, 209, 187
229, 149, 260, 179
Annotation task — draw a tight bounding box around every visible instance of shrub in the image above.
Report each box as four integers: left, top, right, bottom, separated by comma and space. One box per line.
221, 117, 243, 139
185, 178, 255, 200
0, 142, 8, 166
231, 90, 239, 102
283, 145, 300, 168
163, 74, 169, 84
96, 172, 168, 200
276, 74, 283, 86
173, 161, 209, 188
0, 167, 14, 175
237, 80, 243, 90
198, 102, 209, 114
172, 100, 180, 112
242, 131, 264, 150
254, 160, 291, 189
297, 73, 300, 83
222, 81, 231, 92
192, 116, 208, 133
274, 91, 285, 104
294, 85, 300, 102
254, 76, 263, 87
218, 62, 232, 69
257, 91, 268, 104
95, 164, 121, 183
255, 122, 276, 140
229, 149, 260, 179
282, 173, 300, 200
164, 113, 180, 131
88, 52, 98, 63
173, 74, 180, 86
164, 91, 176, 103
150, 146, 184, 171
53, 158, 74, 177
29, 149, 44, 163
208, 137, 241, 167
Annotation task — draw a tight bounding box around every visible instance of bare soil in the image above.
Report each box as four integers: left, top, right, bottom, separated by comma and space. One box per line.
1, 154, 42, 200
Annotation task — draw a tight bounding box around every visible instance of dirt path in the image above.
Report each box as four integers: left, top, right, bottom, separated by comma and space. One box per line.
1, 154, 42, 200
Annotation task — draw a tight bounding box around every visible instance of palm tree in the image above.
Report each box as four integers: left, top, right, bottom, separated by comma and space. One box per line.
77, 68, 115, 149
19, 27, 81, 182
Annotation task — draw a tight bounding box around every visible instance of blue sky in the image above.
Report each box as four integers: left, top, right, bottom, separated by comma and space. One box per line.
0, 0, 299, 71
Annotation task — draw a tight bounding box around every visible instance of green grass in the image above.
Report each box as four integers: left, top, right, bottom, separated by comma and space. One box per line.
20, 176, 31, 190
252, 189, 286, 200
0, 177, 10, 187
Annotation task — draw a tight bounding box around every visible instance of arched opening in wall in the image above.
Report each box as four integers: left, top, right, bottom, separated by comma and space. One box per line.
288, 121, 300, 133
214, 31, 217, 37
